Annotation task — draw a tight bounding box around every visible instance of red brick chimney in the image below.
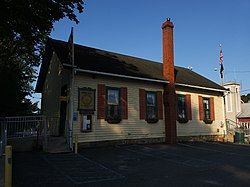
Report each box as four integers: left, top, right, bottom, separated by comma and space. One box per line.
162, 18, 177, 144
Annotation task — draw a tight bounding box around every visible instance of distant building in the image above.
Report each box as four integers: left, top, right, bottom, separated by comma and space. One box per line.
224, 82, 250, 130
224, 82, 241, 123
237, 103, 250, 129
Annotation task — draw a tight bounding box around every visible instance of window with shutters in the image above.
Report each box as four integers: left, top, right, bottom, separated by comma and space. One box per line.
146, 92, 158, 123
202, 97, 214, 124
177, 94, 188, 123
106, 87, 121, 123
198, 96, 214, 124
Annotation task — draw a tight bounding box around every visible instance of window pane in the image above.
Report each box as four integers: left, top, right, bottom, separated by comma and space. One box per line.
108, 89, 119, 105
146, 92, 157, 120
203, 99, 209, 110
203, 98, 210, 120
107, 105, 119, 117
147, 93, 156, 106
205, 110, 210, 119
147, 106, 156, 119
177, 95, 186, 119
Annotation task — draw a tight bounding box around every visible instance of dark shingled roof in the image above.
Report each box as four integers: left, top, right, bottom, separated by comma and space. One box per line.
36, 38, 225, 92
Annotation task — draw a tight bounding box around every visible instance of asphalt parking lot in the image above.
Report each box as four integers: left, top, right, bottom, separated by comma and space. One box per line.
13, 142, 250, 186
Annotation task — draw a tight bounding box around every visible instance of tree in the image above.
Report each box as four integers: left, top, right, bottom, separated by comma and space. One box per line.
241, 94, 250, 103
0, 0, 84, 116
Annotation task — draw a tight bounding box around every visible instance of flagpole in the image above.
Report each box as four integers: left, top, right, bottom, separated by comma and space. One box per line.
221, 73, 224, 86
69, 27, 74, 151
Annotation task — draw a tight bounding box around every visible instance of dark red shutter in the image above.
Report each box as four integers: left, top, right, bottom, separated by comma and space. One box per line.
139, 89, 146, 120
121, 87, 128, 119
157, 91, 163, 120
198, 96, 204, 121
185, 94, 192, 120
210, 97, 215, 121
97, 84, 106, 119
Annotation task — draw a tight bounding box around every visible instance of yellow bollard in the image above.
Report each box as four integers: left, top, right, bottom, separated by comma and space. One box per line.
74, 134, 78, 154
5, 145, 12, 187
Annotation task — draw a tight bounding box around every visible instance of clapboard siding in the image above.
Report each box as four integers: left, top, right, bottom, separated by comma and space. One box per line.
41, 53, 71, 136
41, 53, 63, 135
71, 74, 225, 143
42, 53, 61, 118
73, 74, 165, 143
176, 90, 226, 136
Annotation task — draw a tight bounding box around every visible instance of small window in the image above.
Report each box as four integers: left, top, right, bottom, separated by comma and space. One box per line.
106, 88, 121, 123
203, 98, 212, 123
146, 92, 158, 123
225, 93, 232, 112
177, 95, 188, 123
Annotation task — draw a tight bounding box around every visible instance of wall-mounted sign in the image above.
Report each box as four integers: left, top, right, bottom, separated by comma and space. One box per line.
78, 87, 96, 114
73, 112, 78, 121
80, 114, 92, 132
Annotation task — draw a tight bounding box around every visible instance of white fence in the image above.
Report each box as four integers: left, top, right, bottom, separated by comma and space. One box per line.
0, 115, 71, 154
226, 118, 250, 136
5, 116, 45, 138
0, 116, 47, 155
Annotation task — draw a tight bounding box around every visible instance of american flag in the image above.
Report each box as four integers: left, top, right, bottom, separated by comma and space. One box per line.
219, 45, 224, 78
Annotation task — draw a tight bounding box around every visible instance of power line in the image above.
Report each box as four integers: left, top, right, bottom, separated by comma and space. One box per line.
225, 70, 250, 74
241, 89, 250, 93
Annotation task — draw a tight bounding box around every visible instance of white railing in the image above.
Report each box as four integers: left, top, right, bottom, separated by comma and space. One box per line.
5, 116, 45, 139
226, 119, 250, 135
0, 116, 47, 155
0, 116, 70, 153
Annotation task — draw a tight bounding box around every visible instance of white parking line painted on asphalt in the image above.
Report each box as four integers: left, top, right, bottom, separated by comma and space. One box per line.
178, 143, 250, 157
41, 155, 77, 184
203, 141, 250, 149
77, 153, 125, 178
121, 145, 213, 168
42, 153, 124, 184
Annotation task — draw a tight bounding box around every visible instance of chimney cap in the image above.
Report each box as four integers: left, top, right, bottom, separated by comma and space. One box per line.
162, 18, 174, 29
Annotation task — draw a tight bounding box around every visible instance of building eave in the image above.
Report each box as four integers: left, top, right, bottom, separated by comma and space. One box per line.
175, 83, 227, 93
63, 63, 169, 84
63, 64, 227, 92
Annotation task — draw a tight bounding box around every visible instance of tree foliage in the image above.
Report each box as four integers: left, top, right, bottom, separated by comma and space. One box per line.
0, 0, 84, 116
241, 94, 250, 103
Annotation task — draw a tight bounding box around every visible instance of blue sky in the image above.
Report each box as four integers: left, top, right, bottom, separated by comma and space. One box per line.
34, 0, 250, 106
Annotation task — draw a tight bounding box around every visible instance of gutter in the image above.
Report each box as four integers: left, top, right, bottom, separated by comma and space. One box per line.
63, 63, 226, 92
175, 83, 226, 93
63, 63, 169, 84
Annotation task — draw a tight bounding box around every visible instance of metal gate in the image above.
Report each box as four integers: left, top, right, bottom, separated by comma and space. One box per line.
0, 116, 48, 155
